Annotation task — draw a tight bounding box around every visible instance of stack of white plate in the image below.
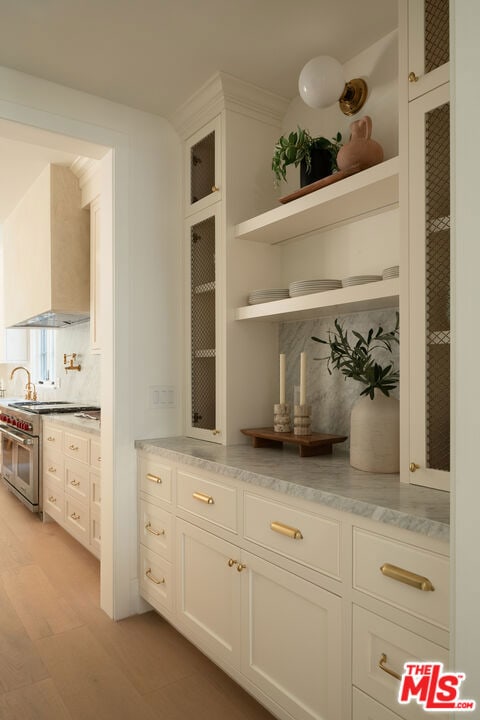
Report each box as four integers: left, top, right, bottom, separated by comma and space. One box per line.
248, 288, 289, 305
382, 265, 400, 279
341, 275, 382, 288
289, 279, 341, 297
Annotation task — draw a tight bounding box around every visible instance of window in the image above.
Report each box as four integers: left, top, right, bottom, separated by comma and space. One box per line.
30, 329, 56, 385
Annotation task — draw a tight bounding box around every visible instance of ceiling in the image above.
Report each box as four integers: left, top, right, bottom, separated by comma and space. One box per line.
0, 0, 397, 222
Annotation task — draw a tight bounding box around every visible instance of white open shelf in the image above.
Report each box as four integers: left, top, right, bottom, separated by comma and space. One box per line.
234, 157, 399, 244
235, 278, 399, 322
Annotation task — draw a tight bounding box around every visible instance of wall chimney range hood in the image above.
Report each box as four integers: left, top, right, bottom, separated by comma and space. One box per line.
3, 164, 90, 329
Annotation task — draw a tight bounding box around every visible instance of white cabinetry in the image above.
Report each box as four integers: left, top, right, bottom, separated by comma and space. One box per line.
138, 448, 449, 720
174, 73, 288, 444
89, 196, 101, 352
400, 0, 450, 491
43, 421, 101, 558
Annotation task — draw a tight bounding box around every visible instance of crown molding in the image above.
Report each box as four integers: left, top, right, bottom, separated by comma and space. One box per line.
171, 72, 289, 139
70, 156, 100, 188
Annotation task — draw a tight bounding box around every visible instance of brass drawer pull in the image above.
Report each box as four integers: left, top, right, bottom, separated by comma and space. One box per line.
70, 479, 80, 487
380, 563, 435, 592
146, 472, 162, 484
270, 520, 303, 540
47, 436, 56, 442
379, 653, 401, 680
146, 568, 165, 585
145, 521, 165, 537
192, 491, 214, 505
70, 512, 80, 521
48, 466, 57, 473
69, 444, 79, 451
49, 495, 57, 503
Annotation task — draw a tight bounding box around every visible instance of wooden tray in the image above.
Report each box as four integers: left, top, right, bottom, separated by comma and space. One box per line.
279, 163, 366, 204
241, 427, 347, 457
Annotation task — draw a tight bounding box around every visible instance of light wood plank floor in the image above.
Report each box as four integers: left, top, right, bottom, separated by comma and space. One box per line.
0, 484, 275, 720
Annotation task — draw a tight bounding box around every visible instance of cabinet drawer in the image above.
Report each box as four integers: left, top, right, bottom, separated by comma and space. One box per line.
43, 477, 65, 522
43, 449, 64, 482
64, 495, 89, 545
353, 688, 402, 720
353, 528, 449, 629
43, 425, 63, 449
65, 459, 89, 503
90, 439, 101, 469
139, 545, 173, 613
353, 605, 449, 720
244, 493, 341, 579
177, 470, 237, 532
139, 499, 172, 560
138, 454, 173, 505
64, 431, 89, 464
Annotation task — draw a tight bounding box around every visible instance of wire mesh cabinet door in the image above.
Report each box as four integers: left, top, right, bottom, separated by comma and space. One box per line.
408, 0, 449, 101
185, 116, 222, 217
409, 82, 450, 491
186, 206, 222, 442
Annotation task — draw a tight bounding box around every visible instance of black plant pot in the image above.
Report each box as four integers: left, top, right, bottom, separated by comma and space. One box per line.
300, 147, 332, 187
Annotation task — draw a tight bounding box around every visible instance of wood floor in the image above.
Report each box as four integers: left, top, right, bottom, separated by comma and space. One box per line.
0, 484, 275, 720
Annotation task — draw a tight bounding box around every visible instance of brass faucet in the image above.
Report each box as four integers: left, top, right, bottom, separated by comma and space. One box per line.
10, 366, 37, 401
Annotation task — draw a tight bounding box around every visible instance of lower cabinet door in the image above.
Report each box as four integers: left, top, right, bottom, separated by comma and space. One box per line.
240, 550, 342, 720
64, 495, 89, 546
353, 688, 403, 720
175, 518, 241, 670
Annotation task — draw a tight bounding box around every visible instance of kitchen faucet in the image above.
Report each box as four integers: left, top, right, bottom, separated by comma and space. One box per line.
10, 366, 37, 401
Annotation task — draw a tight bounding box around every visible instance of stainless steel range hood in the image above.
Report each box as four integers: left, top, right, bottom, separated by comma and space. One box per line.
3, 164, 90, 329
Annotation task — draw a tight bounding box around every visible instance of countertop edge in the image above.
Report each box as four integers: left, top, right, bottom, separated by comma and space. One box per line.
135, 439, 450, 543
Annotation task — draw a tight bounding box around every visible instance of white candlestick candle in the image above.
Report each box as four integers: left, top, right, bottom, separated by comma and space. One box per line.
279, 353, 286, 404
300, 352, 307, 406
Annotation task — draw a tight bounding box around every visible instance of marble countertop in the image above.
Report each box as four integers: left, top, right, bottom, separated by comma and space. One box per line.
135, 436, 450, 542
43, 413, 101, 435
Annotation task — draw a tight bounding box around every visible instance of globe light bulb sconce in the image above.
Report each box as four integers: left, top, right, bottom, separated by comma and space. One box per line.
298, 56, 368, 117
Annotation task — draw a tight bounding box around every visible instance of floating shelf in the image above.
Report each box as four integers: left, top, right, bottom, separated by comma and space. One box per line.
235, 278, 399, 322
234, 157, 399, 245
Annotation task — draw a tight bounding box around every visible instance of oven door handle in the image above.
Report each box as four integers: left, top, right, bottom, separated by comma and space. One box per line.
0, 426, 36, 446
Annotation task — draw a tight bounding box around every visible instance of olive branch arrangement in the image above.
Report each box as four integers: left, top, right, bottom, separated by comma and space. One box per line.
311, 313, 400, 399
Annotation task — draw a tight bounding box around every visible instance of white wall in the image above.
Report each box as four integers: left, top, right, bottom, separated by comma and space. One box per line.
0, 65, 183, 619
451, 0, 480, 699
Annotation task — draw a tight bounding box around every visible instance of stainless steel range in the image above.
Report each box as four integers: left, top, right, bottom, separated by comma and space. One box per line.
0, 401, 100, 513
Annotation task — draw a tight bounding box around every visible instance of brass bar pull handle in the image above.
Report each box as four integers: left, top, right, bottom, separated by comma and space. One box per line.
378, 653, 401, 680
380, 563, 435, 592
192, 491, 214, 505
70, 480, 80, 487
48, 466, 57, 473
270, 520, 303, 540
146, 568, 165, 585
145, 522, 165, 537
70, 512, 80, 521
146, 473, 162, 484
69, 444, 79, 451
49, 496, 56, 503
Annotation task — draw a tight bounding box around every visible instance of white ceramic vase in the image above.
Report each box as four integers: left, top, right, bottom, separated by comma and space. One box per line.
350, 393, 400, 473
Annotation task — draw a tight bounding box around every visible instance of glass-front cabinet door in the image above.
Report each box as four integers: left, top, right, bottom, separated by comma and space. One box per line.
185, 117, 222, 216
408, 0, 449, 100
186, 206, 222, 442
409, 82, 450, 491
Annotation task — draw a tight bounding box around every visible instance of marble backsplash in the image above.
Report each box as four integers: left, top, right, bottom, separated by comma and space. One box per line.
279, 307, 400, 447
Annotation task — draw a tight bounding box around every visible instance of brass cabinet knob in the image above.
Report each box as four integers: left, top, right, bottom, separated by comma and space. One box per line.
228, 558, 238, 567
212, 429, 220, 436
408, 71, 419, 83
237, 563, 247, 573
409, 462, 420, 473
211, 185, 220, 193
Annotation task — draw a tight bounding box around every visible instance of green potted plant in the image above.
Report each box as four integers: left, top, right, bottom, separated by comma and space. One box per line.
272, 127, 342, 188
311, 313, 400, 473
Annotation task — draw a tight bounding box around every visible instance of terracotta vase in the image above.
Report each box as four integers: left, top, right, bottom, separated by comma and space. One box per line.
350, 393, 399, 473
337, 115, 383, 172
